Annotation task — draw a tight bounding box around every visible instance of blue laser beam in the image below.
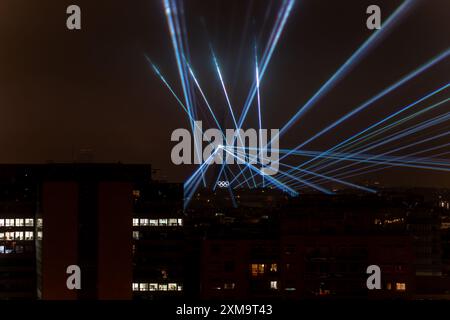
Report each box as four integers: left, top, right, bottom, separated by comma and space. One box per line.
327, 148, 450, 185
228, 145, 450, 167
232, 148, 372, 193
233, 148, 377, 193
274, 0, 416, 140
209, 46, 255, 188
299, 131, 450, 187
224, 167, 238, 208
279, 113, 450, 187
276, 94, 450, 185
294, 143, 450, 189
185, 61, 224, 132
284, 84, 450, 176
271, 48, 450, 183
164, 0, 206, 186
223, 148, 298, 196
236, 0, 295, 141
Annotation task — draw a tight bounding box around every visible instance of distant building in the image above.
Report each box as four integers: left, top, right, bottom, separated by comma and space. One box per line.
199, 195, 416, 300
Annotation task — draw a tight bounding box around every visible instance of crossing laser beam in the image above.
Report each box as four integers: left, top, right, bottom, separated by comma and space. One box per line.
275, 0, 416, 140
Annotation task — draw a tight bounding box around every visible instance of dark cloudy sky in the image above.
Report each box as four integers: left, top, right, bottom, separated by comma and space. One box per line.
0, 0, 449, 187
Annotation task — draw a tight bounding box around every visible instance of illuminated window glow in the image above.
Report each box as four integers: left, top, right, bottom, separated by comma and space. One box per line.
251, 264, 265, 276
132, 190, 141, 198
139, 283, 148, 291
131, 218, 183, 227
224, 283, 235, 290
395, 282, 406, 291
132, 282, 183, 292
168, 283, 178, 291
158, 284, 168, 291
270, 281, 278, 290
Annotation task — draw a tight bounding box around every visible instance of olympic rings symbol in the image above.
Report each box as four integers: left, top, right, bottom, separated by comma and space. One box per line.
217, 181, 230, 188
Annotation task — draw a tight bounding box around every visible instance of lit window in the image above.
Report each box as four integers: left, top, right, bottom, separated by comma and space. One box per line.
168, 283, 178, 291
150, 219, 158, 226
132, 283, 139, 291
25, 231, 33, 240
149, 283, 158, 291
0, 246, 4, 253
37, 231, 43, 240
169, 218, 178, 226
270, 281, 278, 290
177, 285, 183, 291
158, 284, 168, 291
37, 218, 43, 227
15, 232, 24, 240
224, 283, 235, 290
139, 283, 148, 291
5, 232, 13, 240
133, 218, 139, 226
140, 219, 149, 226
395, 282, 406, 291
319, 289, 331, 296
0, 233, 3, 240
6, 219, 14, 227
0, 219, 4, 227
159, 219, 168, 226
386, 283, 392, 290
178, 219, 183, 226
251, 264, 265, 276
270, 263, 278, 272
132, 190, 141, 198
15, 219, 24, 227
133, 231, 140, 240
285, 287, 296, 291
25, 219, 34, 227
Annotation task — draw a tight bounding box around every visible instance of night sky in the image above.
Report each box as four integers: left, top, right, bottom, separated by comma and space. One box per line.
0, 0, 449, 187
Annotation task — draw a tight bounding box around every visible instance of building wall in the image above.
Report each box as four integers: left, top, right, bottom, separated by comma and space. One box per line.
200, 235, 415, 300
40, 181, 79, 300
97, 182, 133, 300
